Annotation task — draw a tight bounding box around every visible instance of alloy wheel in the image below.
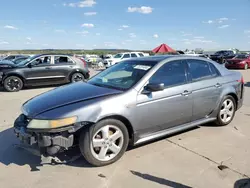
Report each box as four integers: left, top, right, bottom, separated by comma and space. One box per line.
244, 64, 248, 70
90, 125, 124, 162
4, 77, 23, 92
71, 73, 84, 82
219, 99, 235, 123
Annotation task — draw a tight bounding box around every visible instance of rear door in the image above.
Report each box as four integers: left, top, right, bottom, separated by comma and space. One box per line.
187, 59, 222, 121
51, 55, 77, 83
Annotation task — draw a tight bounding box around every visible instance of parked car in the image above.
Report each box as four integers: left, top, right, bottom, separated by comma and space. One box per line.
209, 50, 236, 64
0, 55, 27, 62
225, 54, 250, 70
184, 51, 210, 59
103, 52, 145, 68
0, 54, 89, 92
13, 55, 244, 166
12, 56, 29, 64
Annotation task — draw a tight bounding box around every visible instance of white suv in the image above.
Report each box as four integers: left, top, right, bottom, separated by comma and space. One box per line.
103, 52, 145, 68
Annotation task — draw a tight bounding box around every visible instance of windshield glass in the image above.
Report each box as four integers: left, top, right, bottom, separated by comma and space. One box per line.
215, 51, 230, 55
113, 53, 123, 58
88, 60, 158, 91
234, 54, 247, 59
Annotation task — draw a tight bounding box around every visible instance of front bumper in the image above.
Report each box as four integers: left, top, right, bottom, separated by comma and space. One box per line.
14, 114, 78, 156
0, 72, 3, 83
225, 63, 245, 69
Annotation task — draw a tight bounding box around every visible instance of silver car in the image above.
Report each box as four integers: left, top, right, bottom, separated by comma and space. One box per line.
14, 55, 244, 166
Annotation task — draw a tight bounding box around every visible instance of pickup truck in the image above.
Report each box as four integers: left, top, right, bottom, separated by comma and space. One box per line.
209, 50, 236, 64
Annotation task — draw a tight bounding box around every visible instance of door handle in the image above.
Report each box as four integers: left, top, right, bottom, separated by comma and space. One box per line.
181, 90, 192, 96
215, 83, 221, 88
45, 67, 52, 69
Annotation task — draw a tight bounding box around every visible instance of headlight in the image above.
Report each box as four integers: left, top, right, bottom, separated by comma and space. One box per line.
27, 116, 77, 129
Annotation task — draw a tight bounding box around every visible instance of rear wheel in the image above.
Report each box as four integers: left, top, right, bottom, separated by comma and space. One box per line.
244, 63, 248, 70
3, 76, 23, 92
70, 72, 85, 83
79, 119, 129, 166
215, 96, 236, 126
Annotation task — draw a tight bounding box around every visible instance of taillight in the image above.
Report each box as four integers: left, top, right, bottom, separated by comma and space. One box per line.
79, 58, 87, 67
237, 76, 244, 84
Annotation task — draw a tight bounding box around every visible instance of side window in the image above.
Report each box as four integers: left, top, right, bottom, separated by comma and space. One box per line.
138, 53, 144, 57
131, 53, 137, 58
54, 56, 74, 64
123, 54, 130, 59
149, 60, 187, 88
187, 60, 212, 81
32, 56, 51, 66
209, 63, 220, 77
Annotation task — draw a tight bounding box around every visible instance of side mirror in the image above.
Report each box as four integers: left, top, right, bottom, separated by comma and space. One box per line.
27, 63, 32, 68
141, 83, 165, 94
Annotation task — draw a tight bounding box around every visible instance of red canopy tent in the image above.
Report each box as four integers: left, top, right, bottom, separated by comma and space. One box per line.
152, 43, 176, 53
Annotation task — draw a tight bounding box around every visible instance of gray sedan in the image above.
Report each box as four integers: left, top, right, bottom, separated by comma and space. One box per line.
14, 55, 244, 166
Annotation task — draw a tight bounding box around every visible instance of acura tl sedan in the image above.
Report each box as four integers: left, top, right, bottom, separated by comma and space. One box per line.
14, 55, 244, 166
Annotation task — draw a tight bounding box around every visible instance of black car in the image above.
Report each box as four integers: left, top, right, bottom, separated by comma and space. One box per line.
0, 54, 90, 92
12, 56, 29, 64
0, 55, 27, 62
209, 50, 236, 64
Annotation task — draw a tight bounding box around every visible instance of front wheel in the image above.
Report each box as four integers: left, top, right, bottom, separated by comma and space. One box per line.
244, 63, 248, 70
79, 119, 129, 166
215, 96, 236, 126
3, 76, 23, 92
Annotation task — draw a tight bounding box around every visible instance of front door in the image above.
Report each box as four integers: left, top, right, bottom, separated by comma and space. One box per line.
135, 60, 193, 137
186, 59, 222, 121
23, 55, 55, 86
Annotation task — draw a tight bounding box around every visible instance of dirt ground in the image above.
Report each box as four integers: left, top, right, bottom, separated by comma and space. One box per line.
0, 68, 250, 188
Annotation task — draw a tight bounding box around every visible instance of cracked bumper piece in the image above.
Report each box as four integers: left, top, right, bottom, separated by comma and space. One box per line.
14, 114, 75, 156
14, 127, 74, 155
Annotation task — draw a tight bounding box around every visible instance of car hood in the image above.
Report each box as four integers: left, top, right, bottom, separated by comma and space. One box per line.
22, 82, 122, 117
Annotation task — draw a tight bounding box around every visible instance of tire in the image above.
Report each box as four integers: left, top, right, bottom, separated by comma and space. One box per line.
244, 63, 248, 70
79, 119, 129, 167
215, 96, 236, 126
70, 72, 85, 83
3, 76, 23, 92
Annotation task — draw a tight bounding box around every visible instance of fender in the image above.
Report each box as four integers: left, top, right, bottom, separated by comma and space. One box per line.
2, 72, 27, 84
210, 85, 238, 117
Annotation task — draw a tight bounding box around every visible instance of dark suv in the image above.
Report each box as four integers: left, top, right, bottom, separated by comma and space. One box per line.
209, 50, 236, 64
0, 54, 90, 92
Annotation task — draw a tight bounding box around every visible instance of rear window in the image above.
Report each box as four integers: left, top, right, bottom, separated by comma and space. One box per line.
54, 56, 74, 64
187, 59, 214, 81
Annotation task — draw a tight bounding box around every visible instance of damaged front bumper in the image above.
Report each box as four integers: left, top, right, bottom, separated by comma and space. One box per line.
14, 114, 83, 156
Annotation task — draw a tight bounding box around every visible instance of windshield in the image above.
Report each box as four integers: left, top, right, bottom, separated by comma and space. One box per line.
113, 53, 123, 58
234, 54, 247, 59
215, 51, 230, 55
88, 60, 158, 91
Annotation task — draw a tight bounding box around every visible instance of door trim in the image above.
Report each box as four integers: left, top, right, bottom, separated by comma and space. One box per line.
134, 117, 216, 145
26, 75, 65, 80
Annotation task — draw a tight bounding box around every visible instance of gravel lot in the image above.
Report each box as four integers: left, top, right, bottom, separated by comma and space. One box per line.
0, 68, 250, 188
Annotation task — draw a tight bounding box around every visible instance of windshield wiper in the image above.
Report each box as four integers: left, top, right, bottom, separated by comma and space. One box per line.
90, 82, 124, 91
